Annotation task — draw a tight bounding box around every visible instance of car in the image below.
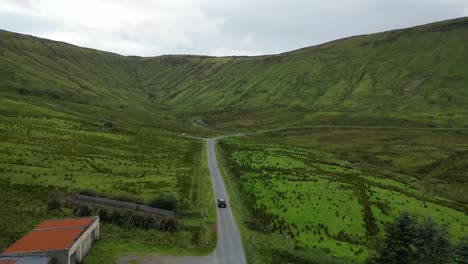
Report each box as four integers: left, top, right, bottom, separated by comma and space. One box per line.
217, 198, 227, 208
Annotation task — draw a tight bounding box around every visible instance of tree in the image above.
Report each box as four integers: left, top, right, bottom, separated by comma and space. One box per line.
455, 236, 468, 264
414, 217, 453, 264
375, 213, 455, 264
377, 212, 417, 263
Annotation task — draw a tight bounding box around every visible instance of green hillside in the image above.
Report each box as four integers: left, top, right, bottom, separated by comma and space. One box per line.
1, 17, 468, 130
1, 16, 468, 263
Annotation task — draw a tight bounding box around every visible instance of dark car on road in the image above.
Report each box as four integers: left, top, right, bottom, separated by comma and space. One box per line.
217, 198, 227, 208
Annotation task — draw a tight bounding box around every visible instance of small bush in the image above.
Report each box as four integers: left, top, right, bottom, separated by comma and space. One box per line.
245, 219, 272, 233
47, 199, 61, 211
73, 204, 92, 217
71, 204, 176, 232
160, 218, 180, 232
149, 192, 178, 211
109, 210, 121, 225
98, 207, 109, 222
455, 236, 468, 264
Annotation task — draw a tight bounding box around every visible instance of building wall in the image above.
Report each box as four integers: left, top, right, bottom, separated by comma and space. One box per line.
1, 251, 68, 264
0, 255, 53, 264
67, 218, 99, 263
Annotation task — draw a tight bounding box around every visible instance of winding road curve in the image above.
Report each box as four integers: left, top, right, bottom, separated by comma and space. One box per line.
117, 138, 247, 264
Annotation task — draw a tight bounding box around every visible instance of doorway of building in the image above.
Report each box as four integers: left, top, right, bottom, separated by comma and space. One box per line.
70, 251, 76, 264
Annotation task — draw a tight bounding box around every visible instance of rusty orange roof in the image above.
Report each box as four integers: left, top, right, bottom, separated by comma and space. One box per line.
35, 217, 94, 230
2, 217, 97, 254
3, 228, 85, 253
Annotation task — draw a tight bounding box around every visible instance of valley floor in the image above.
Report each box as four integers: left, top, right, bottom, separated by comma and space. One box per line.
217, 127, 468, 263
1, 114, 467, 264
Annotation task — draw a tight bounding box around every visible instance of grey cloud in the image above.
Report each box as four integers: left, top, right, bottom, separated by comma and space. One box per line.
0, 11, 58, 34
0, 0, 466, 56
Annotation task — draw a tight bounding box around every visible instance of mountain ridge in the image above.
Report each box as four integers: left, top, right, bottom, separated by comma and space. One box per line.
3, 16, 467, 58
1, 16, 467, 130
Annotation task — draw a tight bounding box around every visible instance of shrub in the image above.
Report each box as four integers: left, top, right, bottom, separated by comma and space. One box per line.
73, 204, 92, 217
455, 236, 468, 264
245, 219, 272, 233
149, 192, 178, 211
160, 218, 180, 232
109, 210, 121, 225
104, 120, 114, 128
120, 210, 134, 228
98, 208, 109, 222
47, 199, 62, 211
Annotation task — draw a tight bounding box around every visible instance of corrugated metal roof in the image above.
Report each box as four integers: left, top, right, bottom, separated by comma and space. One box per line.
35, 217, 94, 230
2, 228, 85, 253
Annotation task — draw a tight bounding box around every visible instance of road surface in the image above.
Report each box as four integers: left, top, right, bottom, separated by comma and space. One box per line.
117, 139, 247, 264
206, 138, 247, 264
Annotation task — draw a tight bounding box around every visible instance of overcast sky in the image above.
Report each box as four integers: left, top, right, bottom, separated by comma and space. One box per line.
0, 0, 467, 56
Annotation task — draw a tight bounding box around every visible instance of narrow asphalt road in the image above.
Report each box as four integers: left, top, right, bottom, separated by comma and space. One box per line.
206, 138, 247, 264
117, 139, 247, 264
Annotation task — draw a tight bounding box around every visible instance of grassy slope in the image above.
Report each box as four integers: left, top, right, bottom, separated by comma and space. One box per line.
0, 29, 220, 262
137, 17, 468, 129
0, 29, 211, 134
1, 17, 468, 130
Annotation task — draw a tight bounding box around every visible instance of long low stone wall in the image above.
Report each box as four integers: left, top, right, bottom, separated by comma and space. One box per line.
69, 194, 175, 218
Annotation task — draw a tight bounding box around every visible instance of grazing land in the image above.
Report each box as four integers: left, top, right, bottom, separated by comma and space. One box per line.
218, 129, 468, 263
0, 115, 216, 263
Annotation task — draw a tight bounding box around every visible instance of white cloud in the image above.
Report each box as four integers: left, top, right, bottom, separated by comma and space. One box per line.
0, 0, 227, 55
0, 0, 466, 56
209, 47, 264, 57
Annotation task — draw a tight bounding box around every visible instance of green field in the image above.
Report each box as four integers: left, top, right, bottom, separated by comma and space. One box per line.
0, 115, 216, 262
218, 130, 468, 263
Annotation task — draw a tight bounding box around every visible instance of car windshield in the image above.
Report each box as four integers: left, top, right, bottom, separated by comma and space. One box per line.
218, 199, 225, 202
